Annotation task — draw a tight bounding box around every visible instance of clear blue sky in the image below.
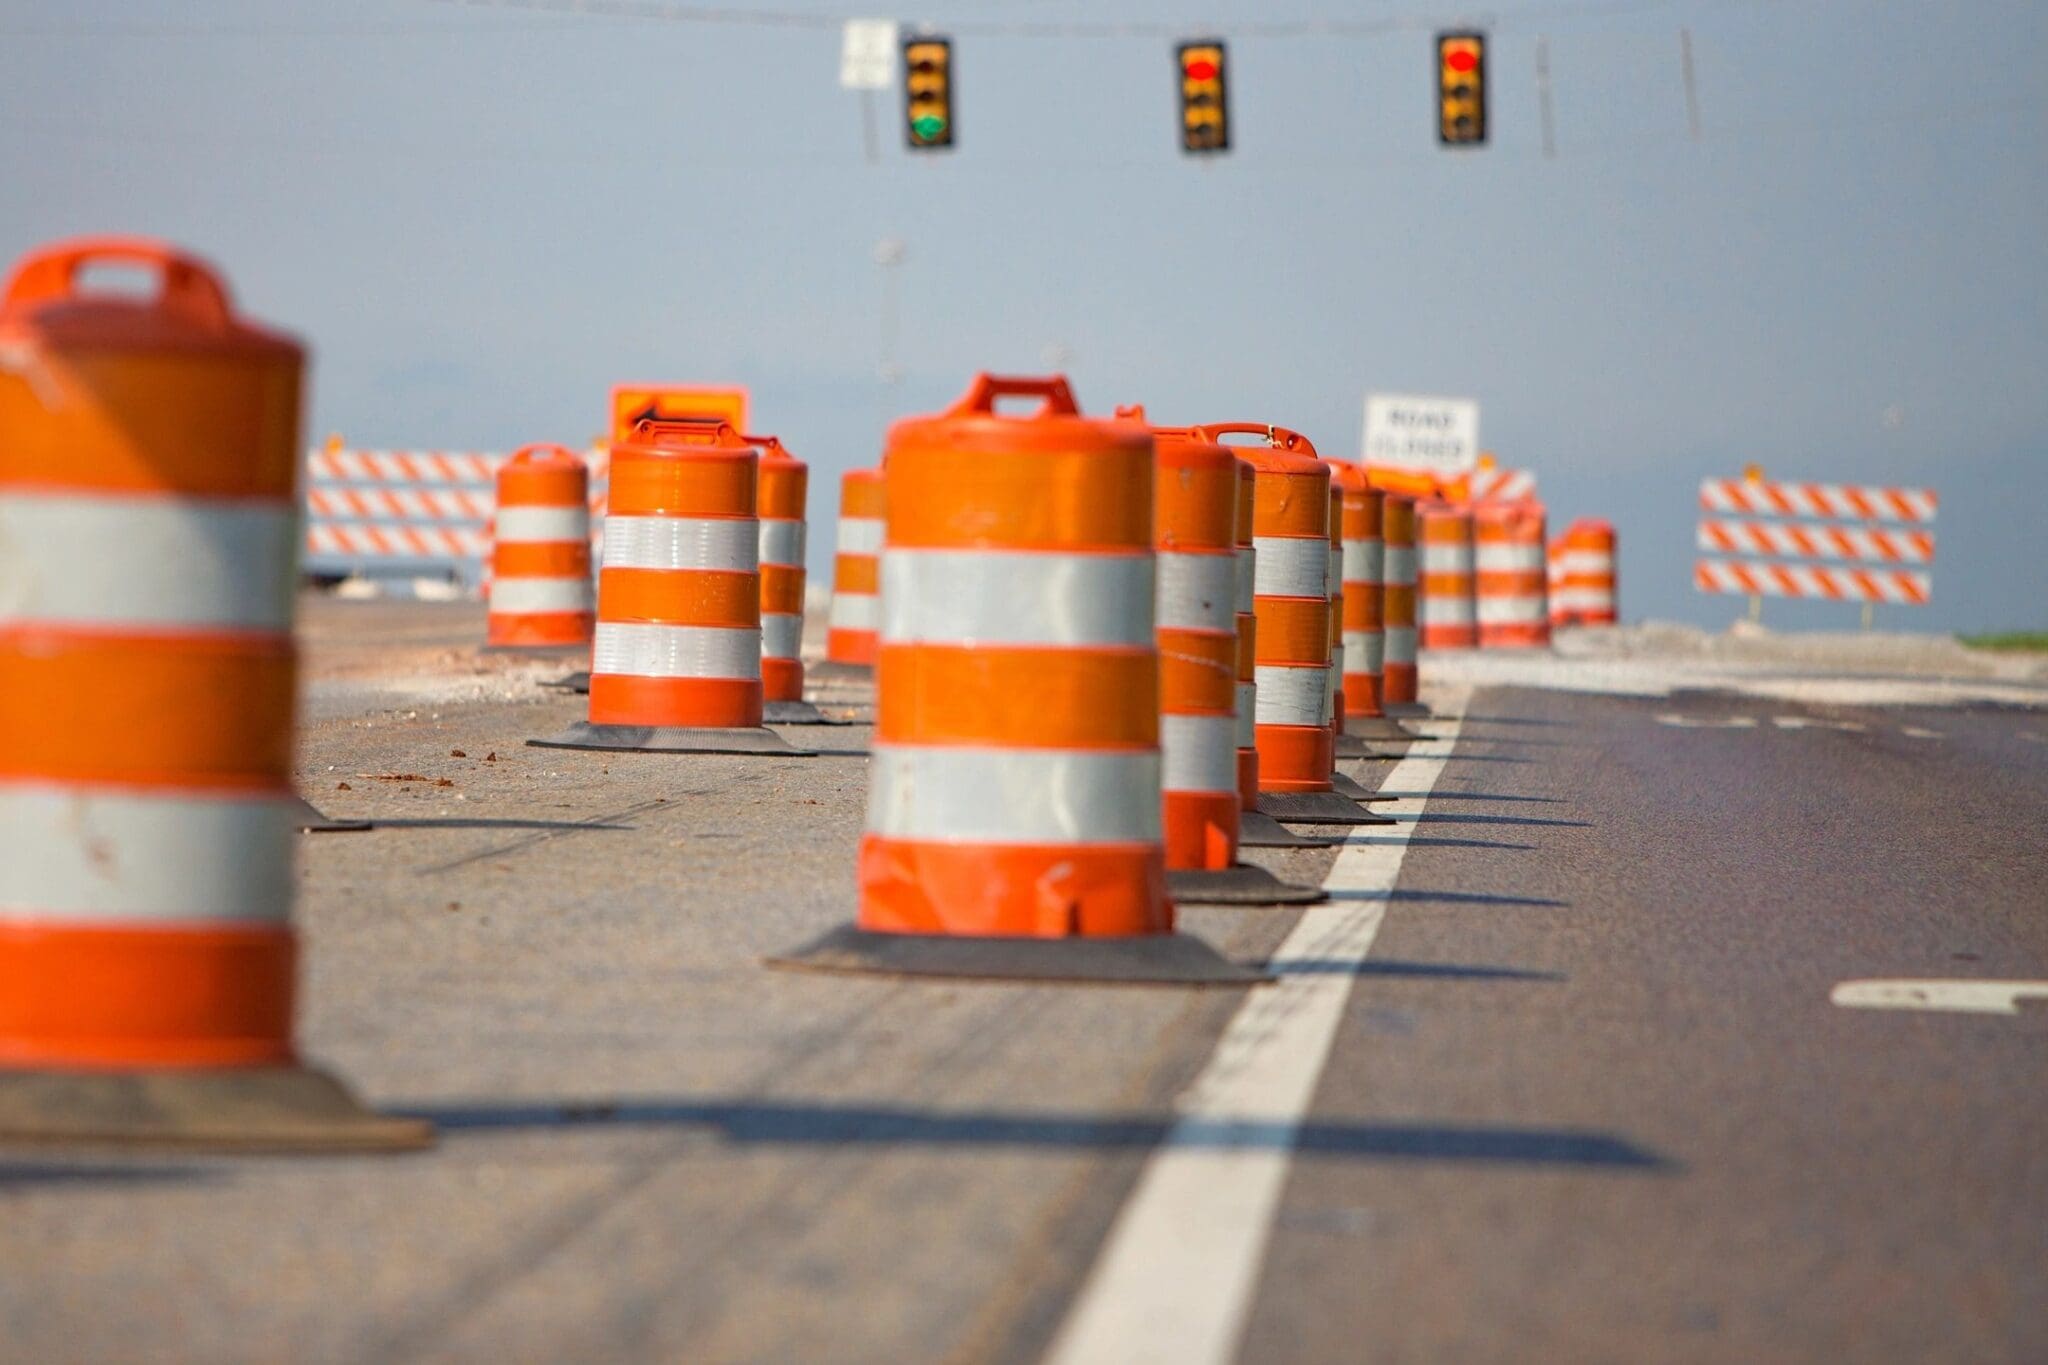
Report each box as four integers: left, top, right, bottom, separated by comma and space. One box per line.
3, 0, 2042, 632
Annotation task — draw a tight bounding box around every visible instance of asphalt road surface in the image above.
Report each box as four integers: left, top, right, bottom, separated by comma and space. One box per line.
2, 600, 2043, 1364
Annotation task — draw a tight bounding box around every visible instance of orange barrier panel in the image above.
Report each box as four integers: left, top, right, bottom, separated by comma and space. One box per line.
530, 420, 809, 756
773, 376, 1256, 983
825, 466, 884, 666
485, 444, 594, 650
1475, 501, 1550, 648
1550, 518, 1618, 625
1418, 500, 1477, 649
0, 236, 426, 1148
1381, 494, 1421, 707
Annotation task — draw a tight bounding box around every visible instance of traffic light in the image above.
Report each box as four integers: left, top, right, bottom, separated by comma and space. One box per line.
1177, 39, 1229, 154
1437, 31, 1487, 146
903, 36, 954, 150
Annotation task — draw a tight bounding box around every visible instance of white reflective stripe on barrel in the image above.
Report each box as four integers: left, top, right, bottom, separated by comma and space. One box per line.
829, 592, 878, 629
1384, 545, 1417, 584
602, 516, 756, 571
1235, 683, 1257, 747
761, 613, 802, 659
1234, 547, 1256, 613
1328, 546, 1341, 598
1156, 551, 1236, 632
487, 577, 593, 613
1254, 665, 1329, 726
1553, 550, 1612, 576
494, 505, 588, 542
1420, 595, 1476, 625
1343, 630, 1386, 671
880, 549, 1153, 647
837, 516, 884, 555
0, 492, 294, 630
759, 519, 805, 568
867, 746, 1162, 844
1421, 542, 1473, 573
1384, 625, 1418, 663
593, 621, 760, 679
1552, 586, 1615, 611
1342, 537, 1383, 583
1476, 542, 1544, 572
0, 786, 292, 923
1251, 536, 1326, 599
1477, 595, 1548, 625
1160, 713, 1239, 795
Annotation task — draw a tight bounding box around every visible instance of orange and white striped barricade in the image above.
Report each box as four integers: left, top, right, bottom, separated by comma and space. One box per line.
1127, 413, 1323, 903
484, 444, 595, 651
530, 419, 812, 756
1474, 501, 1550, 648
1550, 517, 1618, 626
1225, 458, 1329, 850
1195, 424, 1385, 828
741, 432, 834, 725
0, 237, 428, 1149
1418, 500, 1478, 649
1380, 493, 1426, 715
821, 465, 884, 671
1696, 475, 1929, 621
1335, 471, 1417, 742
774, 375, 1256, 983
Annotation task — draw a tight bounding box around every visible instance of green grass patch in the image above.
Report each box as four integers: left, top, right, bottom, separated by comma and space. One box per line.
1961, 631, 2048, 652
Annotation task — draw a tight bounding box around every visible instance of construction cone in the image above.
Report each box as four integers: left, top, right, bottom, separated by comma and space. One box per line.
742, 431, 836, 724
0, 237, 428, 1149
1378, 491, 1428, 717
817, 464, 884, 678
1192, 424, 1388, 828
484, 443, 596, 652
772, 375, 1261, 983
1119, 408, 1322, 905
530, 419, 812, 756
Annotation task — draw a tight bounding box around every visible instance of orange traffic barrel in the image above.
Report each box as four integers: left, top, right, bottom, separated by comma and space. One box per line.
485, 444, 595, 651
531, 419, 811, 756
772, 375, 1257, 983
1320, 473, 1387, 763
1333, 468, 1416, 743
1119, 408, 1324, 902
1418, 500, 1478, 649
1475, 500, 1551, 648
0, 236, 427, 1149
823, 466, 884, 668
1188, 425, 1386, 828
743, 431, 832, 724
1550, 518, 1617, 626
1381, 493, 1424, 712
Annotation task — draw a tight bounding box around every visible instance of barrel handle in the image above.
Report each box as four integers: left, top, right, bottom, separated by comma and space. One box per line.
507, 443, 583, 465
631, 417, 751, 448
0, 236, 233, 329
1186, 422, 1320, 458
949, 372, 1080, 418
738, 432, 787, 458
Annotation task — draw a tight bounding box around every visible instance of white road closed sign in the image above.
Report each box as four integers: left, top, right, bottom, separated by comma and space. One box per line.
1362, 393, 1481, 477
840, 19, 899, 89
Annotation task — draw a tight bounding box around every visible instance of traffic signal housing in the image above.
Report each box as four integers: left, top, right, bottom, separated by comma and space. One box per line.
1177, 40, 1229, 154
1437, 31, 1487, 146
903, 36, 954, 150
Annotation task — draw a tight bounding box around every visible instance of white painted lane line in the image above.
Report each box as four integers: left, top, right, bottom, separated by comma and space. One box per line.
1899, 726, 1944, 739
1771, 715, 1866, 732
1655, 713, 1757, 728
1831, 979, 2048, 1015
1044, 687, 1472, 1365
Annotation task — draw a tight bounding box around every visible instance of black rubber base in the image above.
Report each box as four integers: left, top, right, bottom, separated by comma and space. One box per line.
1169, 864, 1327, 907
765, 923, 1268, 985
540, 670, 591, 692
1346, 715, 1425, 743
0, 1066, 434, 1152
1383, 701, 1432, 718
1258, 790, 1395, 826
529, 722, 814, 756
1237, 809, 1342, 848
481, 643, 589, 657
1330, 770, 1391, 803
763, 699, 846, 726
291, 797, 370, 833
1333, 731, 1396, 761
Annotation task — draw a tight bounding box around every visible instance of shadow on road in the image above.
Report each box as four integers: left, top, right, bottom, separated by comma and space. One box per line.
1411, 812, 1592, 828
0, 1162, 219, 1189
1324, 889, 1570, 908
1375, 791, 1566, 804
401, 1099, 1672, 1170
1274, 958, 1564, 983
358, 817, 636, 832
